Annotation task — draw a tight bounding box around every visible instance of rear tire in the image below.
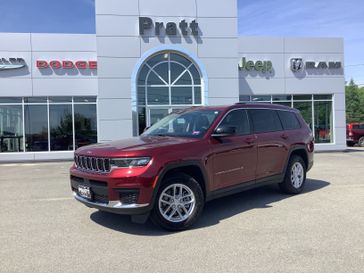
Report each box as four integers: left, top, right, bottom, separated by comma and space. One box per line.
359, 137, 364, 147
279, 155, 306, 194
151, 173, 204, 231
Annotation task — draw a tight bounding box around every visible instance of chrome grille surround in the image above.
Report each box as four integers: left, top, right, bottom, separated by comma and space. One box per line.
74, 154, 111, 173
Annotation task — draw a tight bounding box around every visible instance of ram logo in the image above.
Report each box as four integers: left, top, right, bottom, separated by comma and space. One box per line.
290, 58, 304, 72
0, 58, 26, 70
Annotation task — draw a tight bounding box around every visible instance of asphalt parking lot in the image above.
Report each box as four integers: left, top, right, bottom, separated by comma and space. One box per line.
1, 148, 364, 273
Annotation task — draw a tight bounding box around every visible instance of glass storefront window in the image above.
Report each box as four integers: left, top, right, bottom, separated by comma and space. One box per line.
293, 101, 313, 130
0, 105, 23, 152
25, 105, 48, 151
49, 105, 73, 151
239, 94, 333, 143
314, 101, 333, 143
74, 104, 97, 149
0, 96, 97, 153
171, 87, 193, 104
137, 51, 203, 133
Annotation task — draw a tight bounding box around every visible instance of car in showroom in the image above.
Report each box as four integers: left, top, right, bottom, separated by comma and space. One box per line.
70, 103, 314, 230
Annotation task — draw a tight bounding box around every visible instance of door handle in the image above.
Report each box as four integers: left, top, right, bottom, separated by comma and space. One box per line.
281, 134, 289, 140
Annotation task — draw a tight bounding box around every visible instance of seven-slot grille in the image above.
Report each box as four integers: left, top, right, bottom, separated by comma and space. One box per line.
74, 155, 111, 173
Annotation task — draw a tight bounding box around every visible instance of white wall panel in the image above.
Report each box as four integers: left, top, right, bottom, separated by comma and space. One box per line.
32, 78, 98, 96
198, 38, 237, 58
197, 0, 236, 17
96, 15, 139, 36
98, 119, 133, 142
31, 34, 96, 52
98, 78, 132, 99
97, 37, 140, 57
96, 0, 139, 15
139, 0, 196, 17
0, 33, 31, 51
98, 98, 132, 120
97, 57, 138, 78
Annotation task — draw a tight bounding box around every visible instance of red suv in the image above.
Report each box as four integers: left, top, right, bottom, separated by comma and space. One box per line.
347, 123, 364, 147
70, 103, 314, 230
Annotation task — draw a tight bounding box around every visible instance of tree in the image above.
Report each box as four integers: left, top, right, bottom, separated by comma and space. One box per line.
345, 79, 364, 123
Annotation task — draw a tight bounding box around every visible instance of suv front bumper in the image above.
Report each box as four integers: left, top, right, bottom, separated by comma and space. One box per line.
73, 192, 152, 215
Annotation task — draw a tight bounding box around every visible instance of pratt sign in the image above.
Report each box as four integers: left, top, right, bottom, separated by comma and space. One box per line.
238, 57, 273, 73
139, 17, 198, 36
36, 60, 97, 69
290, 58, 341, 72
0, 58, 26, 70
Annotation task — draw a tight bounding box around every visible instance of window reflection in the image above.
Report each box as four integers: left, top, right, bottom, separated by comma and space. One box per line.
25, 105, 48, 151
50, 105, 73, 151
74, 104, 97, 148
0, 105, 23, 152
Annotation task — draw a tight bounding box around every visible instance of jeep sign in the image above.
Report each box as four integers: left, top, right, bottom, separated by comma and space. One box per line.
238, 57, 273, 73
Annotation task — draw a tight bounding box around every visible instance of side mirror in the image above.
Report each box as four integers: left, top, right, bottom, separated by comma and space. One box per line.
211, 125, 236, 137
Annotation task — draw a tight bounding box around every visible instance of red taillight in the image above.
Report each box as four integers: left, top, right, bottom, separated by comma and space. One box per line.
348, 123, 353, 129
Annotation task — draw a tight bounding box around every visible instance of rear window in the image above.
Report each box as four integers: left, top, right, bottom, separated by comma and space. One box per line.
277, 111, 301, 130
249, 109, 283, 133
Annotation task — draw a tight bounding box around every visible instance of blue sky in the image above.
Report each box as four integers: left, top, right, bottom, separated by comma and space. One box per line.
0, 0, 363, 85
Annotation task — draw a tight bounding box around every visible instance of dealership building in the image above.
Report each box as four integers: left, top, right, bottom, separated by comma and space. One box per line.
0, 0, 346, 162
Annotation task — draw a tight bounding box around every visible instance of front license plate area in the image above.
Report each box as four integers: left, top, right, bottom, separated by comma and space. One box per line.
78, 185, 92, 200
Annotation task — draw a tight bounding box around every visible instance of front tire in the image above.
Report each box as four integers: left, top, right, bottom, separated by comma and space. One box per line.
279, 155, 306, 194
151, 173, 204, 231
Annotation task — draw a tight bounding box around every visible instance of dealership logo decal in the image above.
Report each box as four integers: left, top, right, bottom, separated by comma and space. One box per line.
36, 60, 97, 69
139, 17, 199, 36
0, 58, 26, 70
239, 57, 273, 73
290, 58, 304, 72
290, 58, 341, 72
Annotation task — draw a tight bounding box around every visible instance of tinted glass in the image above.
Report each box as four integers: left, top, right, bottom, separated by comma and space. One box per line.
313, 94, 332, 100
24, 105, 48, 151
272, 95, 292, 101
74, 104, 97, 148
49, 97, 72, 103
239, 95, 250, 102
249, 109, 283, 133
171, 87, 192, 104
0, 105, 24, 152
294, 101, 312, 130
277, 111, 301, 130
74, 97, 96, 103
219, 109, 250, 135
0, 97, 22, 104
314, 101, 332, 143
49, 105, 73, 151
143, 110, 220, 138
194, 87, 201, 104
147, 87, 169, 105
24, 97, 47, 103
251, 95, 271, 102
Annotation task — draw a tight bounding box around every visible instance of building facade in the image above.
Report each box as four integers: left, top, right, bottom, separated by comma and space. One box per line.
0, 0, 345, 161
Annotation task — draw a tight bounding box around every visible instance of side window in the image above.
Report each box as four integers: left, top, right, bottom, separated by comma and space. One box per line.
219, 109, 250, 135
359, 124, 364, 129
249, 109, 283, 133
277, 111, 301, 130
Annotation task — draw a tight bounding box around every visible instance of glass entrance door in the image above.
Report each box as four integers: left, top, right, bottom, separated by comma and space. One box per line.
147, 108, 169, 127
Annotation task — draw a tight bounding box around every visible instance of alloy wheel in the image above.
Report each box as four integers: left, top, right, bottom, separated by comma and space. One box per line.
158, 183, 196, 223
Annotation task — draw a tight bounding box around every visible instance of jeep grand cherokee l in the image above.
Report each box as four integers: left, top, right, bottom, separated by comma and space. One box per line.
70, 103, 314, 230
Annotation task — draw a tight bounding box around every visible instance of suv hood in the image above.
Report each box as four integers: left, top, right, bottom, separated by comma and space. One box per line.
76, 136, 198, 157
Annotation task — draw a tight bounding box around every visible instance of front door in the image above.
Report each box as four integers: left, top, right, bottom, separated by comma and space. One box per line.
210, 109, 258, 191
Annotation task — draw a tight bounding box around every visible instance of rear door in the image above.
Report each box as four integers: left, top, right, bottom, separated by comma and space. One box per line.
210, 109, 258, 191
248, 109, 288, 180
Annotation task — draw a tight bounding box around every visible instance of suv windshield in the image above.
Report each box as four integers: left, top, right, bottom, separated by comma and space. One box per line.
142, 110, 220, 138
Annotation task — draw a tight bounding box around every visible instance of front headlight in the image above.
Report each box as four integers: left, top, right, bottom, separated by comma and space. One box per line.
110, 157, 151, 169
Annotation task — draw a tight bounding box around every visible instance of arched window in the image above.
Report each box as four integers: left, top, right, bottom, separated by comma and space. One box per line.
137, 51, 203, 133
